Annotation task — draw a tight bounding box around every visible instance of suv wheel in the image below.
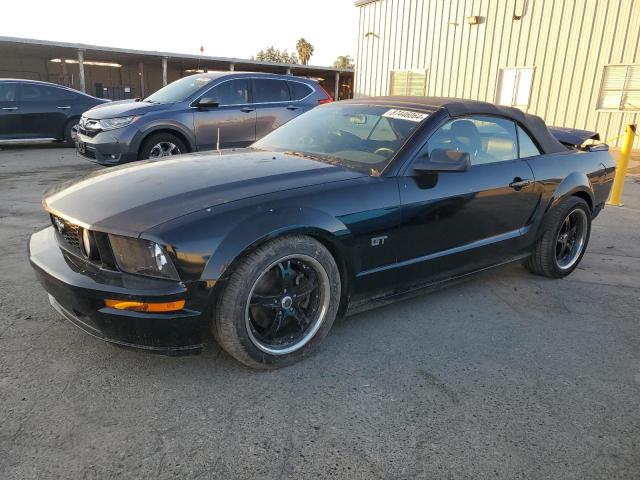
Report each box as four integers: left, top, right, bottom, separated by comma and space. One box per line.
139, 133, 187, 160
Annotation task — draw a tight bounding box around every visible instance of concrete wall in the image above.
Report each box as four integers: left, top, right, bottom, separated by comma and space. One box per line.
355, 0, 640, 149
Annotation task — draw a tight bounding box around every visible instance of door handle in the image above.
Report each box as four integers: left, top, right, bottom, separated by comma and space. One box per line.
240, 107, 255, 113
2, 107, 18, 111
509, 178, 532, 190
57, 106, 71, 110
286, 105, 299, 110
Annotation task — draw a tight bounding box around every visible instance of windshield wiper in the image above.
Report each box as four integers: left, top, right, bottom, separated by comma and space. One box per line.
282, 150, 332, 163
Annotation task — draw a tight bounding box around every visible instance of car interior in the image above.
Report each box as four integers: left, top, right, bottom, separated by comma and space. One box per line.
309, 112, 420, 166
427, 117, 518, 165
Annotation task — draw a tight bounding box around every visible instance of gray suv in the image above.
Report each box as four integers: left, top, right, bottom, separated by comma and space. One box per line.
75, 72, 332, 165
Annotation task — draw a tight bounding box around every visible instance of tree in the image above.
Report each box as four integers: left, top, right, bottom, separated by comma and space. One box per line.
333, 55, 355, 69
255, 46, 299, 64
296, 38, 314, 65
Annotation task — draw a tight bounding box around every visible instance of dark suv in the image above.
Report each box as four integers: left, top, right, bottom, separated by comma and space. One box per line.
75, 72, 332, 165
0, 79, 108, 145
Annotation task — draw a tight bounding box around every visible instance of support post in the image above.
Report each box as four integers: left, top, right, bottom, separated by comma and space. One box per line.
61, 58, 68, 85
286, 67, 292, 75
607, 124, 637, 206
229, 63, 235, 71
334, 71, 340, 100
138, 62, 145, 98
162, 57, 168, 86
77, 50, 86, 92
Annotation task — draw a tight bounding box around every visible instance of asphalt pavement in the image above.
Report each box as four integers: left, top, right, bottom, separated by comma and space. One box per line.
1, 145, 639, 479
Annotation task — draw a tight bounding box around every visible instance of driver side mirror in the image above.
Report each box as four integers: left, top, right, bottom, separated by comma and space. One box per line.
413, 148, 471, 173
194, 97, 219, 108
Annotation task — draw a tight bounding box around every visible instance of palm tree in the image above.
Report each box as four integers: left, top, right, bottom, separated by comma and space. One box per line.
333, 55, 355, 69
296, 38, 314, 65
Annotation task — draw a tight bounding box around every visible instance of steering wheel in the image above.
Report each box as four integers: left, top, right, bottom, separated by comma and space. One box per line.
374, 147, 395, 158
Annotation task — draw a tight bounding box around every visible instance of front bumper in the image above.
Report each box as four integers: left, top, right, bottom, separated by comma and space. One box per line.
29, 227, 211, 352
75, 127, 140, 166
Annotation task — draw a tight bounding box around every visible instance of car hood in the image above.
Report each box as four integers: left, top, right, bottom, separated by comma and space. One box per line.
43, 149, 364, 237
84, 100, 168, 118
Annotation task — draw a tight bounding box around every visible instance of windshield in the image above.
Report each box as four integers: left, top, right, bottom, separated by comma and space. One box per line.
144, 75, 213, 103
252, 104, 429, 174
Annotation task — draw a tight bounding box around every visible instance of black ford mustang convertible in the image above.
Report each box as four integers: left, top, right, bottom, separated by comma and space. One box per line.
29, 97, 615, 368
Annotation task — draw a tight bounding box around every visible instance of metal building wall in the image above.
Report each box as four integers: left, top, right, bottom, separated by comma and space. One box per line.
355, 0, 640, 148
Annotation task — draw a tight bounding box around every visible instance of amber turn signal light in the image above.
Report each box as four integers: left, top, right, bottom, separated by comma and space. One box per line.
104, 299, 185, 312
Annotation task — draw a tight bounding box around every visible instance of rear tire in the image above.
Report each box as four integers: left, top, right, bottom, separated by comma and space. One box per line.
138, 133, 187, 160
63, 120, 79, 146
525, 196, 591, 278
213, 235, 341, 369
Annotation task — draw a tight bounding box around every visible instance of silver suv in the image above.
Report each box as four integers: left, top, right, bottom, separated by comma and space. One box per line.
75, 72, 332, 165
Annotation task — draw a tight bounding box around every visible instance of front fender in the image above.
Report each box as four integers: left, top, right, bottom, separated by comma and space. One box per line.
200, 205, 352, 283
134, 118, 196, 152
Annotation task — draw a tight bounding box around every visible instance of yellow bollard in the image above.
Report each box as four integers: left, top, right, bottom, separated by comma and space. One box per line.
607, 124, 637, 207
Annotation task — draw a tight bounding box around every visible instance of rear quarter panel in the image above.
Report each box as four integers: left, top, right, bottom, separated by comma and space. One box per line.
525, 149, 615, 236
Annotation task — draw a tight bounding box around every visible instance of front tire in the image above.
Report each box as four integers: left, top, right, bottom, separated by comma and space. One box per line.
213, 235, 341, 369
525, 196, 591, 278
138, 133, 186, 160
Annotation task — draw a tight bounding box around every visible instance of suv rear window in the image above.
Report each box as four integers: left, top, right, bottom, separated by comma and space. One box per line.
253, 79, 290, 103
289, 81, 313, 100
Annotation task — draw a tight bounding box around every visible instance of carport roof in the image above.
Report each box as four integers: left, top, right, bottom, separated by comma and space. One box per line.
0, 36, 353, 76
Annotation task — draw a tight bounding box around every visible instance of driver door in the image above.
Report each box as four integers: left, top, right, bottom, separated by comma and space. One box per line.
193, 79, 256, 150
395, 115, 539, 289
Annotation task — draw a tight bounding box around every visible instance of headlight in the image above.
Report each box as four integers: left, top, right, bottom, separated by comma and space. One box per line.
95, 116, 138, 131
81, 228, 99, 260
108, 234, 180, 280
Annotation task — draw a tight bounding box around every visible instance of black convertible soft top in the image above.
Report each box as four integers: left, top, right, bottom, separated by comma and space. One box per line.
343, 96, 567, 154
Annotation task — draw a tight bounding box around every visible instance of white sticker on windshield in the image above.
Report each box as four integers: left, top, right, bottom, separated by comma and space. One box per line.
382, 109, 429, 122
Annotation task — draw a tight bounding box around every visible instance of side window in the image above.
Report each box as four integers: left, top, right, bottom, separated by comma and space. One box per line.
252, 79, 291, 103
20, 84, 46, 101
426, 116, 518, 166
289, 81, 313, 101
517, 125, 541, 158
206, 79, 249, 105
0, 83, 18, 101
19, 84, 74, 102
49, 88, 76, 101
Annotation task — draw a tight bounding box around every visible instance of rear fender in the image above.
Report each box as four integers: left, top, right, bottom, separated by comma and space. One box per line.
547, 171, 594, 213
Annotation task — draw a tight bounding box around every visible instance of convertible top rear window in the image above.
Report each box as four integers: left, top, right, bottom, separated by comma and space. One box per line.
252, 104, 430, 174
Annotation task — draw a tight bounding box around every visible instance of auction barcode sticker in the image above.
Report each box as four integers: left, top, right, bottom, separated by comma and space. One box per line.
382, 109, 429, 122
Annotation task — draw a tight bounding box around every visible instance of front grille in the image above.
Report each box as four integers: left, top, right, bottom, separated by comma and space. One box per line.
78, 117, 100, 138
78, 127, 99, 138
51, 215, 84, 257
78, 148, 96, 159
50, 215, 116, 270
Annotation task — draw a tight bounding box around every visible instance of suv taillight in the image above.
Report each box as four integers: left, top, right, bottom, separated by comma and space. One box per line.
318, 85, 334, 104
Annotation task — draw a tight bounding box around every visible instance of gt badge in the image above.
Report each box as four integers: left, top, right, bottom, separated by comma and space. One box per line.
371, 235, 388, 246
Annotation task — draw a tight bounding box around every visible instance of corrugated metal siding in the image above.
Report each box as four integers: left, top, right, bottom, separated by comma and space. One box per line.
354, 0, 640, 148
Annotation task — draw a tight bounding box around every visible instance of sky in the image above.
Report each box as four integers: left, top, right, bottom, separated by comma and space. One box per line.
4, 0, 359, 66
